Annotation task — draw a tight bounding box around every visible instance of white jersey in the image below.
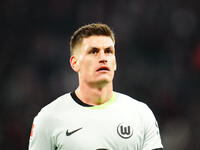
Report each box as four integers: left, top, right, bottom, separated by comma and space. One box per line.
28, 92, 163, 150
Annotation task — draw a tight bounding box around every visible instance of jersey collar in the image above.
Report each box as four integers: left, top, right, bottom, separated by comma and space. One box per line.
70, 91, 116, 109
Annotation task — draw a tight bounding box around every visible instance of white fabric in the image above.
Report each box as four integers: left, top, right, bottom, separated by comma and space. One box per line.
28, 92, 163, 150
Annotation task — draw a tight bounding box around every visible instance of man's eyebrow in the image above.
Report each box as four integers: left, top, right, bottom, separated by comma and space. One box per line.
88, 46, 99, 49
105, 46, 114, 49
86, 47, 99, 52
87, 46, 114, 50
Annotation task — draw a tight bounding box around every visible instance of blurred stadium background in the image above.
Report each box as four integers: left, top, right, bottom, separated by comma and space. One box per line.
0, 0, 199, 149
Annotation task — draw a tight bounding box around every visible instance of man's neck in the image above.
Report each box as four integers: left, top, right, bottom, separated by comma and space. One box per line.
75, 82, 113, 106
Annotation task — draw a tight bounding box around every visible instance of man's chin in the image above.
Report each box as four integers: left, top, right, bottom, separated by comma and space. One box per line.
89, 79, 111, 88
97, 79, 109, 84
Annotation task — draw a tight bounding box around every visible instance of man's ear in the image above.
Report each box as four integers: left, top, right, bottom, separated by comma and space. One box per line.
114, 58, 117, 71
70, 55, 80, 72
114, 63, 117, 71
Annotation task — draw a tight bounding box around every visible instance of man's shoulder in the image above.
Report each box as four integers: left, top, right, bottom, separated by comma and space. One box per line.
115, 91, 150, 111
115, 92, 146, 105
36, 92, 71, 118
115, 92, 157, 122
31, 93, 72, 132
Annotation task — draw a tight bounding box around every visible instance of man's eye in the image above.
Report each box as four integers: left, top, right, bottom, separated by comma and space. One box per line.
89, 48, 98, 54
105, 48, 113, 54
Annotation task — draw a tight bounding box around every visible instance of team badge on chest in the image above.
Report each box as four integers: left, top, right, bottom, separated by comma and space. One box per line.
117, 122, 133, 139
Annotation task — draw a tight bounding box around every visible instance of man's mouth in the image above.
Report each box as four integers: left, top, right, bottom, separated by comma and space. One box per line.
96, 66, 110, 72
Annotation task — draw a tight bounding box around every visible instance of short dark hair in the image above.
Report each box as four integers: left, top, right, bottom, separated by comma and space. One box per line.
70, 23, 115, 56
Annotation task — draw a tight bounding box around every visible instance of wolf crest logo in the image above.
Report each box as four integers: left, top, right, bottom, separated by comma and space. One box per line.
117, 123, 133, 139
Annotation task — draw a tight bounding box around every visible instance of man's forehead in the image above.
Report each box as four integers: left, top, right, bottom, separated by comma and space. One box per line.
81, 35, 114, 48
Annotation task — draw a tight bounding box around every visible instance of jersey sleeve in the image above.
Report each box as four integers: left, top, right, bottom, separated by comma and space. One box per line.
28, 113, 56, 150
141, 104, 163, 150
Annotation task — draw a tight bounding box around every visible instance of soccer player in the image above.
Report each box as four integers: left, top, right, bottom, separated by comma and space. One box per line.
28, 23, 163, 150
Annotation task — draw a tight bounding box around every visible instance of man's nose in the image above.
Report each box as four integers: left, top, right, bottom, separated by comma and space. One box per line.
98, 50, 107, 63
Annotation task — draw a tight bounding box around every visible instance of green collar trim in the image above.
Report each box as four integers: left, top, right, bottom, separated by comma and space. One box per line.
89, 92, 116, 110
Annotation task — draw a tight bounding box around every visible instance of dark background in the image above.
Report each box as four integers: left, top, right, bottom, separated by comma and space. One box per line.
0, 0, 200, 149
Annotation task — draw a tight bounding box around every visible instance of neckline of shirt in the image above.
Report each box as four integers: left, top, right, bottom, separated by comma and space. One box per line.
70, 91, 116, 109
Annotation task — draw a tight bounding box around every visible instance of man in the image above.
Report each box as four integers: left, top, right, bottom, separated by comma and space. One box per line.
28, 23, 163, 150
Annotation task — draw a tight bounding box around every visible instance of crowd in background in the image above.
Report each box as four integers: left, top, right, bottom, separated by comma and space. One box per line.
0, 0, 200, 149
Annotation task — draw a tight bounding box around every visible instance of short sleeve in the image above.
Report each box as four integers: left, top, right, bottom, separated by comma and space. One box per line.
141, 104, 163, 150
28, 114, 56, 150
